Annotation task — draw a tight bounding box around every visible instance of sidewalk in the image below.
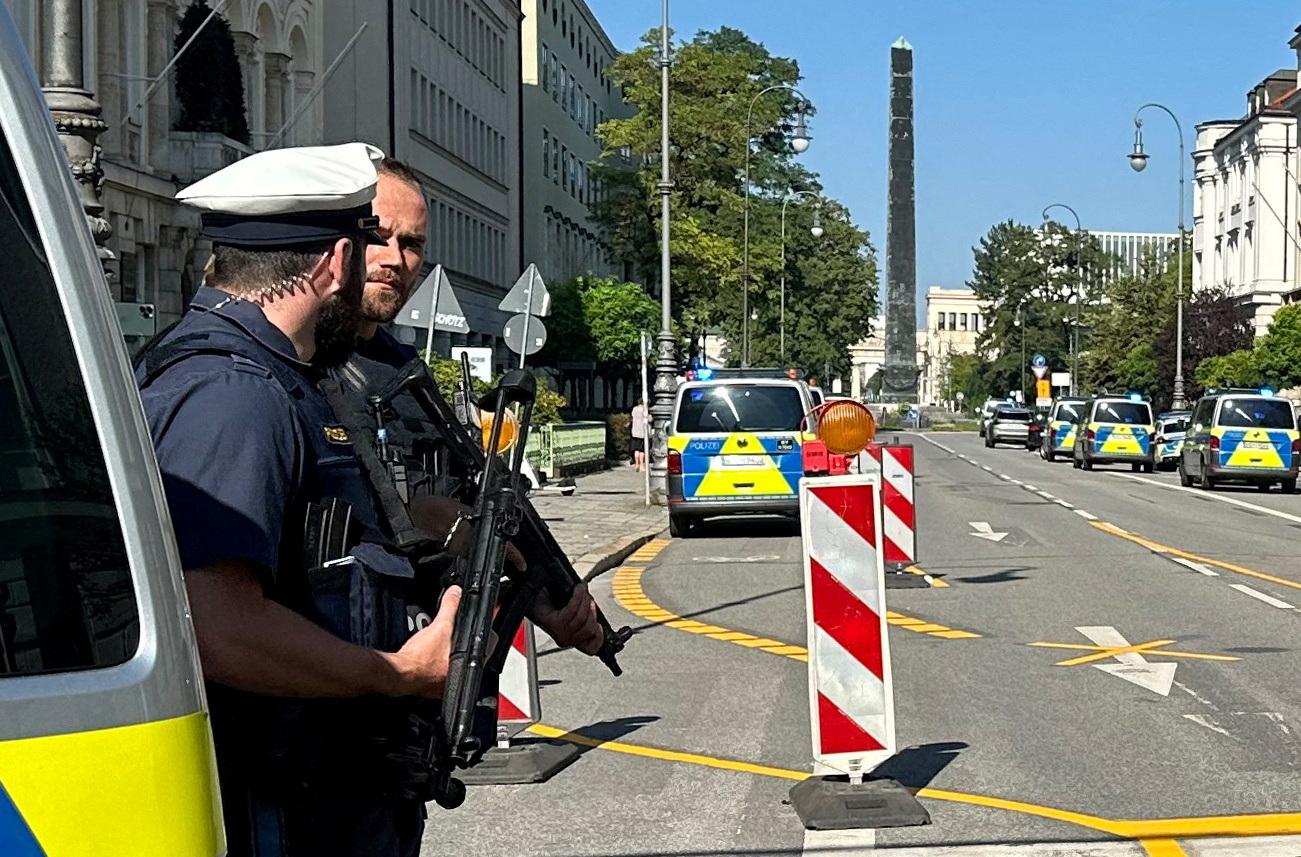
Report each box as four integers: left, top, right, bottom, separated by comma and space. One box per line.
530, 464, 666, 579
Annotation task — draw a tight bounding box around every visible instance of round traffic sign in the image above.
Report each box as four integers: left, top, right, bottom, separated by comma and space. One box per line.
503, 313, 547, 356
1031, 353, 1047, 368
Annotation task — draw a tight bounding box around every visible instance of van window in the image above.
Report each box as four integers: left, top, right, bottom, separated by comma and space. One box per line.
1053, 401, 1084, 422
1218, 398, 1295, 430
1093, 401, 1151, 425
0, 127, 138, 676
676, 384, 805, 433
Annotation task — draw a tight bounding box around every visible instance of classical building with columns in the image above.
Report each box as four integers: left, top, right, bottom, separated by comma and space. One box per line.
1192, 26, 1301, 338
4, 0, 324, 331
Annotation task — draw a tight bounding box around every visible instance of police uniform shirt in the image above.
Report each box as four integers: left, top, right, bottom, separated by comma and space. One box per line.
139, 286, 328, 579
355, 325, 419, 369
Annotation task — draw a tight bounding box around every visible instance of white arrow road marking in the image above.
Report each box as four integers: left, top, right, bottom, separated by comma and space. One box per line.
1077, 626, 1177, 697
968, 521, 1009, 542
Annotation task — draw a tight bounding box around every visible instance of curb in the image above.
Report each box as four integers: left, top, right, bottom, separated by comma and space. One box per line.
575, 525, 667, 582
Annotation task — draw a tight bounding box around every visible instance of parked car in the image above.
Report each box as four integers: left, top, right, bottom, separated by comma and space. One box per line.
666, 377, 817, 536
985, 405, 1035, 448
978, 397, 1014, 437
1154, 411, 1191, 470
1071, 396, 1156, 473
1179, 391, 1299, 492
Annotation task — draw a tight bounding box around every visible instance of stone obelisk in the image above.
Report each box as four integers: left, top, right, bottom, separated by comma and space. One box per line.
883, 38, 918, 402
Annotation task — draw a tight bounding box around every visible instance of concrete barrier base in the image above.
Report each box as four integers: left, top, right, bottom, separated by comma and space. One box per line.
789, 776, 931, 830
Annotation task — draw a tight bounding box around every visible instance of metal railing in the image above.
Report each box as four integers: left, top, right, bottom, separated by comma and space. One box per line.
525, 421, 608, 478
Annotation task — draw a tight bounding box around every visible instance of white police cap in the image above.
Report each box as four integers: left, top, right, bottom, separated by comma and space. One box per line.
177, 142, 386, 247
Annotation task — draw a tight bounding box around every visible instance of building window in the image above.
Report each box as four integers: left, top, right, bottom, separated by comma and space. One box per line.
937, 313, 945, 331
947, 312, 956, 329
973, 315, 981, 332
959, 313, 967, 331
541, 43, 550, 91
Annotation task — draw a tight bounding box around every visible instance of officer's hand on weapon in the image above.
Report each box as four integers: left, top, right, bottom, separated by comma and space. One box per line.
389, 585, 461, 698
529, 583, 603, 656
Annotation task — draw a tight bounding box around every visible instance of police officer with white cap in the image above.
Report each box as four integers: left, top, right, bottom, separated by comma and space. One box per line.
136, 143, 455, 856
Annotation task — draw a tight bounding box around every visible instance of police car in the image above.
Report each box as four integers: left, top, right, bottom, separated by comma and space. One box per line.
1178, 389, 1300, 492
0, 9, 223, 851
1039, 396, 1087, 461
666, 371, 815, 537
1154, 410, 1191, 470
1071, 394, 1156, 472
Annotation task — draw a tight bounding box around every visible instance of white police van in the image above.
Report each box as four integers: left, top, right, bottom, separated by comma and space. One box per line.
0, 7, 223, 852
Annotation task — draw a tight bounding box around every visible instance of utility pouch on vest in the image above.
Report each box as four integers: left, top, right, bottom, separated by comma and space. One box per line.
306, 540, 416, 653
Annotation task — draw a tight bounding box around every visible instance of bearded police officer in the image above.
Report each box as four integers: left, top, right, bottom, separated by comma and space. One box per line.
349, 157, 603, 652
136, 143, 451, 856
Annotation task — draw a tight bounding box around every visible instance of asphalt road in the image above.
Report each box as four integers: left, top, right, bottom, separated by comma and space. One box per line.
423, 432, 1301, 856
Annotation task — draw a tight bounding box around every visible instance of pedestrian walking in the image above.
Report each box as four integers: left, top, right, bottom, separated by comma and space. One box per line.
631, 397, 649, 471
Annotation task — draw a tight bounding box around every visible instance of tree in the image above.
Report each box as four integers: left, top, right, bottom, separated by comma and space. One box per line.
941, 353, 988, 412
536, 276, 661, 371
1152, 273, 1251, 405
1249, 305, 1301, 389
173, 2, 249, 144
1079, 248, 1176, 400
1194, 349, 1257, 389
968, 221, 1100, 398
594, 26, 876, 369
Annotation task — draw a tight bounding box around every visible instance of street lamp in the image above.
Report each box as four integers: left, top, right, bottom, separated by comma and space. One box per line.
779, 190, 823, 363
648, 0, 676, 506
1128, 103, 1187, 410
742, 86, 812, 367
1042, 203, 1083, 396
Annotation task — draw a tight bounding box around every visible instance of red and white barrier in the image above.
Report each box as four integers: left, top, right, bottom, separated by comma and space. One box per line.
864, 442, 917, 566
497, 620, 541, 745
800, 473, 896, 782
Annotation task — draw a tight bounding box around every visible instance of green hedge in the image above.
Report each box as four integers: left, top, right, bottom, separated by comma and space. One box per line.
606, 413, 632, 463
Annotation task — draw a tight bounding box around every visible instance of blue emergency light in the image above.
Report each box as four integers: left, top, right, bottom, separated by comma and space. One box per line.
1128, 392, 1142, 402
695, 367, 715, 381
1260, 386, 1275, 397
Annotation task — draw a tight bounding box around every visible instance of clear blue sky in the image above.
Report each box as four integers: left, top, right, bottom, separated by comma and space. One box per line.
587, 0, 1300, 309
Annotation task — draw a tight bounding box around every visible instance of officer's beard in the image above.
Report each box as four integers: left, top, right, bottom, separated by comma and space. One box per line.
312, 245, 367, 369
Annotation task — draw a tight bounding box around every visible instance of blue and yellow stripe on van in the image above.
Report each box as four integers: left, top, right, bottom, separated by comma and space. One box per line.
668, 431, 805, 501
1089, 422, 1152, 458
0, 711, 222, 856
1050, 420, 1077, 451
1212, 426, 1299, 469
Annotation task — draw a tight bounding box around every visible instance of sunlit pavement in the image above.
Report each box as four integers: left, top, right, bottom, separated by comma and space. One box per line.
422, 433, 1301, 856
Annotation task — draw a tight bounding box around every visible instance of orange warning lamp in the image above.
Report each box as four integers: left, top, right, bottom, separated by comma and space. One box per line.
814, 400, 877, 455
479, 409, 519, 455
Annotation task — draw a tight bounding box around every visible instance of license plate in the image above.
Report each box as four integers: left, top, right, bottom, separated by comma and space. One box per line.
721, 454, 765, 467
1243, 441, 1272, 451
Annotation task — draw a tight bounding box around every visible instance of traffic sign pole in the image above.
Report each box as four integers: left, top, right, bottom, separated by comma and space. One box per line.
518, 266, 535, 369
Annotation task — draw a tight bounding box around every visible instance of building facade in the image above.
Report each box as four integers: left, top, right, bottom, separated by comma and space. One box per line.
323, 0, 523, 371
5, 0, 325, 330
1090, 230, 1179, 283
920, 287, 988, 408
520, 0, 629, 284
1192, 36, 1301, 338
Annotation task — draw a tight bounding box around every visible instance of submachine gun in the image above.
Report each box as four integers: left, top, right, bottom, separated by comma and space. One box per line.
368, 356, 632, 809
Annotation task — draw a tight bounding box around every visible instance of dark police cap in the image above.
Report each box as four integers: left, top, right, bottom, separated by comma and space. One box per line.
176, 142, 386, 247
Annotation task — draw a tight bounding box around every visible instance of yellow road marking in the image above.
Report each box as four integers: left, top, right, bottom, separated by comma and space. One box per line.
886, 610, 982, 640
1090, 521, 1301, 593
906, 563, 950, 588
525, 722, 1294, 848
623, 537, 673, 565
1031, 641, 1240, 664
1053, 640, 1177, 667
611, 565, 981, 660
